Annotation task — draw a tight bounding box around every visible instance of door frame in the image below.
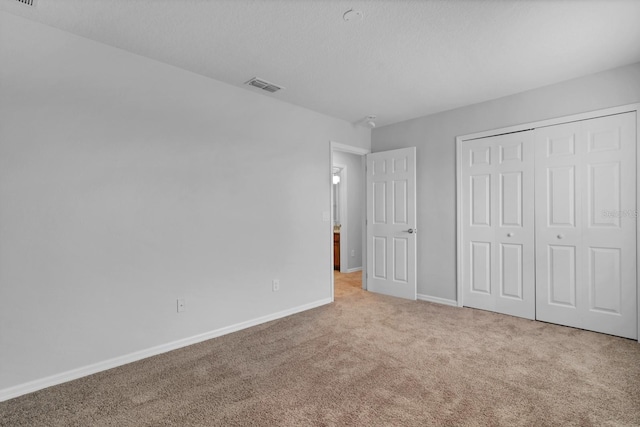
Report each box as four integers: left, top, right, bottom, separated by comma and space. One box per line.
456, 103, 640, 342
330, 141, 370, 302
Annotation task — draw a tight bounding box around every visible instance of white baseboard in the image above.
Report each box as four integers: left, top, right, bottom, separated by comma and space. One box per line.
417, 294, 459, 307
346, 267, 362, 273
0, 297, 332, 402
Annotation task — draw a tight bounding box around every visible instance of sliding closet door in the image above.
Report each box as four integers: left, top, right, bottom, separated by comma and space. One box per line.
535, 112, 637, 339
462, 131, 535, 319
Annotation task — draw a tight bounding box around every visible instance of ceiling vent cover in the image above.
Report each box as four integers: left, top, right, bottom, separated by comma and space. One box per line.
14, 0, 37, 6
244, 77, 284, 93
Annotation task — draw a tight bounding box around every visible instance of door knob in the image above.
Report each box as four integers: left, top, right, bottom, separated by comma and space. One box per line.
557, 234, 564, 239
404, 228, 415, 234
507, 233, 514, 237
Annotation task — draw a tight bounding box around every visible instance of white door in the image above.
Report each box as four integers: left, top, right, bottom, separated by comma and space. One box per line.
535, 112, 637, 339
366, 147, 417, 300
461, 131, 535, 319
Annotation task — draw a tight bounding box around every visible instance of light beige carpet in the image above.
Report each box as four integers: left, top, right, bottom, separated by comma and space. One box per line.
1, 271, 639, 426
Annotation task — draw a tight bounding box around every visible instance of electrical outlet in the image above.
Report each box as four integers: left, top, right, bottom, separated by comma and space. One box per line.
272, 279, 280, 292
177, 298, 186, 313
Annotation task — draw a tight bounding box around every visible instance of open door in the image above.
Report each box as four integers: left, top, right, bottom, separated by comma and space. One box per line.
366, 147, 417, 300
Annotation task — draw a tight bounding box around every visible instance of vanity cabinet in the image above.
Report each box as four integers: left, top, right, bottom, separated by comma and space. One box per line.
333, 232, 340, 270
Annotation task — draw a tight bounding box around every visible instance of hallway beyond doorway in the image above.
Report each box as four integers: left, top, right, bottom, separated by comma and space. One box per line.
333, 270, 363, 298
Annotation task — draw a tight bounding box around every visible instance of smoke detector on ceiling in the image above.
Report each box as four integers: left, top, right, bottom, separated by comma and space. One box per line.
364, 115, 376, 128
355, 115, 376, 128
244, 77, 285, 93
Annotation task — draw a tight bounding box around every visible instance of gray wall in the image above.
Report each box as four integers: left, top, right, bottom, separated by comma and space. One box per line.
372, 62, 640, 301
0, 12, 370, 393
333, 151, 364, 271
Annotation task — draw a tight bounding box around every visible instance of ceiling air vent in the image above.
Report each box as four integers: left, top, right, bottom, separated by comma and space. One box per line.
244, 77, 284, 93
14, 0, 37, 6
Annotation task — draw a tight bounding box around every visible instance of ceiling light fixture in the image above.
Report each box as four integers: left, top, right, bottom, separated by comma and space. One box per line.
343, 9, 363, 22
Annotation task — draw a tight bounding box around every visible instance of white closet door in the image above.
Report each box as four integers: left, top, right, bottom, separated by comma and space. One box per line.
462, 131, 535, 319
534, 121, 583, 329
535, 112, 637, 339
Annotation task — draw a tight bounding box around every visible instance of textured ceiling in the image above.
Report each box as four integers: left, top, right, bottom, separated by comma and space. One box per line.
2, 0, 640, 127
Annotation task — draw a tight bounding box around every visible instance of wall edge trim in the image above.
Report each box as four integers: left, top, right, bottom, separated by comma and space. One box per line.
0, 297, 333, 402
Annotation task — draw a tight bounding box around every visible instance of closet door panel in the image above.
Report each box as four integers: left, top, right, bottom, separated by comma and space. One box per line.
580, 113, 636, 339
536, 112, 637, 339
462, 139, 496, 310
462, 132, 535, 319
535, 122, 583, 329
494, 133, 535, 318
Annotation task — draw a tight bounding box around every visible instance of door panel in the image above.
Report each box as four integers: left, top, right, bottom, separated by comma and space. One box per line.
588, 247, 621, 313
547, 134, 576, 157
393, 237, 408, 283
471, 241, 492, 294
588, 162, 620, 228
373, 237, 387, 279
462, 131, 535, 319
500, 243, 523, 299
471, 175, 491, 226
581, 113, 636, 338
471, 146, 491, 166
373, 182, 386, 224
547, 166, 576, 227
500, 172, 522, 227
535, 121, 583, 328
500, 142, 522, 163
393, 156, 408, 173
366, 147, 417, 300
536, 112, 636, 339
393, 180, 408, 224
548, 245, 577, 307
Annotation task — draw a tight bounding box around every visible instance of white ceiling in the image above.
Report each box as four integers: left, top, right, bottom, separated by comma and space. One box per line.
2, 0, 640, 127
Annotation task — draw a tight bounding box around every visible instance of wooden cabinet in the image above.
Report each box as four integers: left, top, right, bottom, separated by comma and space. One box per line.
333, 232, 340, 270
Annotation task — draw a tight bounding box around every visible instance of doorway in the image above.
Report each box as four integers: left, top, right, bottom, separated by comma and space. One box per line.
332, 165, 345, 271
330, 142, 369, 301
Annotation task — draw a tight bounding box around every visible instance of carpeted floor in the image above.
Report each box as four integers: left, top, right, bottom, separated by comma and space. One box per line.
1, 271, 639, 426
